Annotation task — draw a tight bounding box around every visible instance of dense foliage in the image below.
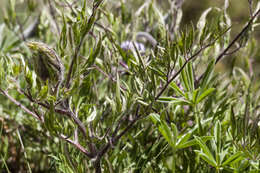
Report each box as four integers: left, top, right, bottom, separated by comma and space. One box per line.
0, 0, 260, 172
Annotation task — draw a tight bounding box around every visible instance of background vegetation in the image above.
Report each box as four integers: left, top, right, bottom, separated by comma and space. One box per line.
0, 0, 260, 172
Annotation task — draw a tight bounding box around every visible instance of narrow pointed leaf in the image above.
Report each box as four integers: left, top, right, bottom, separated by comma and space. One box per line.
197, 88, 215, 103
201, 59, 215, 89
194, 136, 216, 164
179, 58, 189, 91
222, 152, 243, 166
195, 151, 217, 167
177, 136, 213, 149
187, 62, 194, 91
170, 81, 185, 97
158, 97, 192, 105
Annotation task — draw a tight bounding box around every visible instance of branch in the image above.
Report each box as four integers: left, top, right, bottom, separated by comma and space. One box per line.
89, 23, 232, 165
215, 9, 260, 64
14, 82, 87, 137
196, 9, 260, 85
1, 87, 91, 158
69, 110, 87, 138
155, 43, 211, 100
0, 88, 42, 121
60, 134, 93, 158
155, 26, 231, 100
94, 105, 141, 164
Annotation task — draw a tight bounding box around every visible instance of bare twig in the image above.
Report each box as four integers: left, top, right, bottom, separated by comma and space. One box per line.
155, 44, 211, 100
94, 22, 114, 34
0, 88, 42, 121
93, 105, 141, 172
60, 134, 93, 158
196, 9, 260, 85
13, 81, 87, 138
156, 26, 231, 100
224, 43, 241, 56
215, 9, 260, 64
74, 112, 79, 143
88, 22, 232, 169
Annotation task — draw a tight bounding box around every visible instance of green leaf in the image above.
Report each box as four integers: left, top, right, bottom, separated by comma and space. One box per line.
149, 113, 161, 124
158, 97, 192, 105
222, 152, 243, 166
195, 151, 217, 167
133, 43, 145, 69
25, 67, 33, 87
60, 14, 67, 51
170, 123, 178, 145
177, 136, 213, 149
160, 121, 175, 148
233, 67, 250, 88
230, 106, 236, 137
214, 120, 221, 164
176, 131, 192, 148
116, 73, 122, 112
214, 121, 221, 151
179, 58, 190, 91
82, 37, 102, 70
150, 67, 166, 78
192, 89, 199, 104
150, 114, 176, 148
38, 85, 48, 100
115, 43, 128, 63
197, 7, 212, 38
170, 81, 185, 97
81, 11, 96, 36
1, 154, 11, 173
197, 88, 215, 103
87, 107, 97, 123
194, 136, 216, 166
200, 59, 215, 90
187, 62, 194, 91
137, 99, 149, 106
151, 3, 165, 26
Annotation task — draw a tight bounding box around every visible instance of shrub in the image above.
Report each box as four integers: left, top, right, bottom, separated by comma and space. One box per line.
0, 0, 260, 172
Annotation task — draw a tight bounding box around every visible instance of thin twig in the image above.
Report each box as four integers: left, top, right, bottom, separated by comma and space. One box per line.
69, 107, 87, 138
60, 134, 93, 158
114, 106, 141, 142
155, 44, 211, 100
156, 26, 232, 100
0, 88, 42, 121
196, 9, 260, 85
13, 81, 87, 137
215, 9, 260, 64
95, 105, 141, 165
89, 21, 232, 166
73, 111, 79, 143
224, 44, 241, 56
15, 84, 69, 115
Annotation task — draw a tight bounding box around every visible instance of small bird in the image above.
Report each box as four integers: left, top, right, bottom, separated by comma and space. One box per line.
26, 41, 64, 95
